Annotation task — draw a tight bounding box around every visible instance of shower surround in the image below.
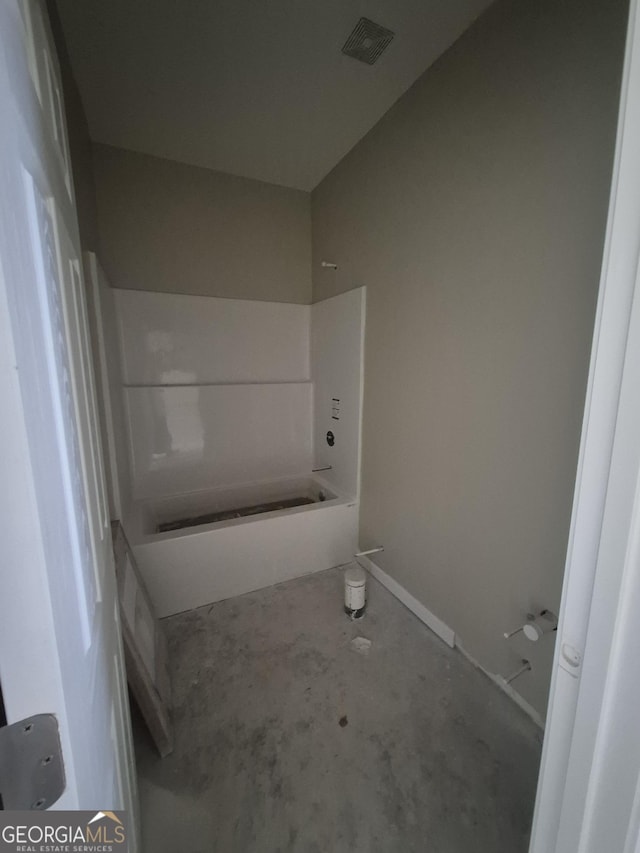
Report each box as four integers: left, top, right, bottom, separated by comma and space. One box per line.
109, 284, 365, 615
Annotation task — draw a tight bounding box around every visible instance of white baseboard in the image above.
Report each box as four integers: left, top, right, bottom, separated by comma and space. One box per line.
356, 554, 456, 648
456, 643, 544, 729
357, 553, 544, 729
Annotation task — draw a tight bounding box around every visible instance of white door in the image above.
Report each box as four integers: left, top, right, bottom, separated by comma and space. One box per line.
530, 0, 640, 849
0, 0, 138, 837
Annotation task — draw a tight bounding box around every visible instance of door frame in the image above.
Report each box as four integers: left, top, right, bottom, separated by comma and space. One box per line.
530, 0, 640, 849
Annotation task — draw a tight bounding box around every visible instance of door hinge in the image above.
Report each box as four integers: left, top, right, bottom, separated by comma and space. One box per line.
0, 714, 65, 810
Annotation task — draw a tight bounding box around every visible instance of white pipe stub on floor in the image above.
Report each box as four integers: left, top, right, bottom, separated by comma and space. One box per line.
344, 564, 367, 619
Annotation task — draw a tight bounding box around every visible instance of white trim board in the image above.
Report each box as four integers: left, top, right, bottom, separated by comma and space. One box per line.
357, 554, 543, 728
456, 643, 544, 729
356, 554, 455, 647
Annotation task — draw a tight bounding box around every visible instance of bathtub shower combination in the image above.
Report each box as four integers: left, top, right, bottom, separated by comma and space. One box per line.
131, 475, 358, 616
88, 253, 365, 618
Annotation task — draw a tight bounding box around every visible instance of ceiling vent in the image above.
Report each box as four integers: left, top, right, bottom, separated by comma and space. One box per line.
341, 17, 395, 66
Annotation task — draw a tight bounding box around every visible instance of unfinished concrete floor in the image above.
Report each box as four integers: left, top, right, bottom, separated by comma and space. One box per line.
132, 566, 543, 852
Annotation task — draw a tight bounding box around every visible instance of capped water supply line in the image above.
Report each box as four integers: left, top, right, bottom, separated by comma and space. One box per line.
503, 609, 558, 642
502, 659, 532, 685
500, 609, 557, 685
345, 547, 384, 619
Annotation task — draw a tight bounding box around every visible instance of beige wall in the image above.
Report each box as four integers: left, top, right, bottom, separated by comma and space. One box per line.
93, 145, 312, 303
312, 0, 627, 717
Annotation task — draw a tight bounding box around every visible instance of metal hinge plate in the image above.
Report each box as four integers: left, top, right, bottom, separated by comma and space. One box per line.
0, 713, 65, 809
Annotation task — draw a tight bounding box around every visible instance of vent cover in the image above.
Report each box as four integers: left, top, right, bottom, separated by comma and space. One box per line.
342, 17, 395, 65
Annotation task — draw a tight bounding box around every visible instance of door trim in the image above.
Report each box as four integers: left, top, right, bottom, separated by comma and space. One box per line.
530, 0, 640, 848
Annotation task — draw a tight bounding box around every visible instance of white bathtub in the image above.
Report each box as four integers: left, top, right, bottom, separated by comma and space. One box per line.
129, 476, 358, 617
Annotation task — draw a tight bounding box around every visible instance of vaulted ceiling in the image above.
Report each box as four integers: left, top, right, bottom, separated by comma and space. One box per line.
56, 0, 493, 191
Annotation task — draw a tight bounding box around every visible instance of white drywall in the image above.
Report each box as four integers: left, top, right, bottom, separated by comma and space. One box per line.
311, 287, 365, 499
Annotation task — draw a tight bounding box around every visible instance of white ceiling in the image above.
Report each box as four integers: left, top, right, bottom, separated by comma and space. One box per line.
56, 0, 492, 191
